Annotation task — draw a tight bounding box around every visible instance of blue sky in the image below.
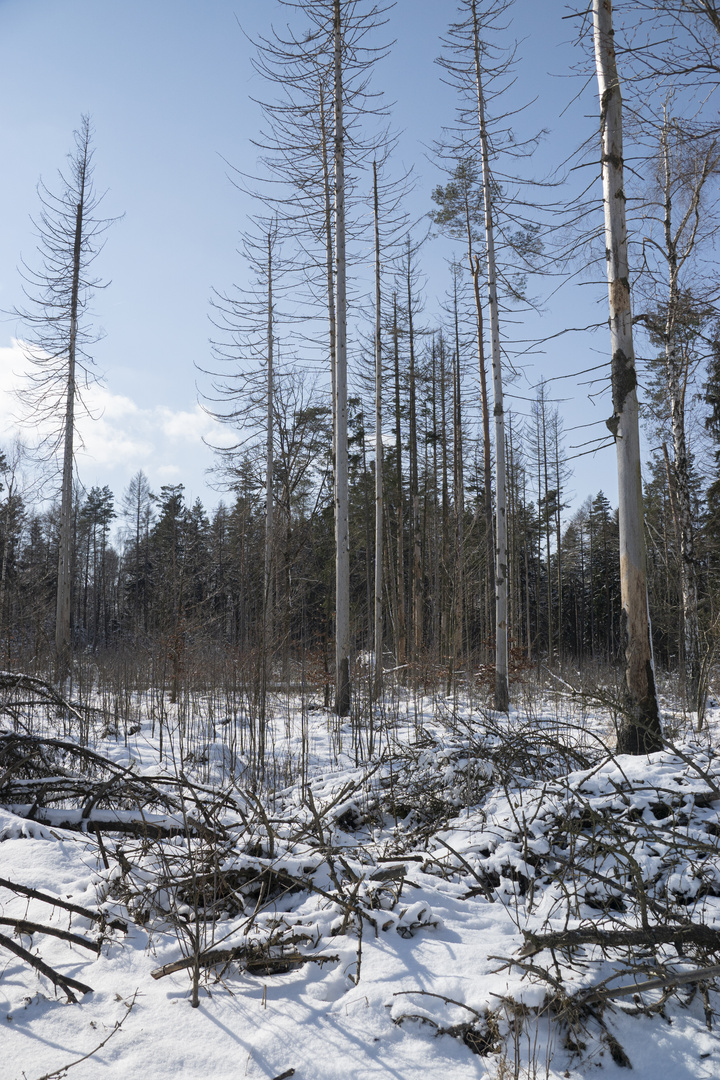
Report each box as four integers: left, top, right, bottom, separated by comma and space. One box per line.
0, 0, 615, 515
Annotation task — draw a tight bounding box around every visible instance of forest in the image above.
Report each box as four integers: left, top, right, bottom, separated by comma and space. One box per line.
3, 1, 720, 1078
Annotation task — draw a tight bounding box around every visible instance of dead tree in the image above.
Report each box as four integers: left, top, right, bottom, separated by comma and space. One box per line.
592, 0, 662, 753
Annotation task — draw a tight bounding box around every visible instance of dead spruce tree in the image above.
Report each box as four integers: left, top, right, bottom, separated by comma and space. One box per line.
592, 0, 662, 753
13, 116, 116, 684
634, 110, 720, 715
249, 0, 392, 715
437, 0, 543, 710
204, 216, 295, 745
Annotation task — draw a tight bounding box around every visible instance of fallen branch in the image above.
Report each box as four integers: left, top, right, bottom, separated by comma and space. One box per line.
0, 876, 127, 932
393, 988, 484, 1020
151, 948, 339, 980
519, 923, 720, 958
581, 963, 720, 1004
0, 930, 93, 1002
1, 805, 192, 840
0, 916, 100, 953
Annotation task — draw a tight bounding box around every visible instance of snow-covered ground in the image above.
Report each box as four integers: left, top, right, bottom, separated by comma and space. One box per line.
2, 682, 720, 1079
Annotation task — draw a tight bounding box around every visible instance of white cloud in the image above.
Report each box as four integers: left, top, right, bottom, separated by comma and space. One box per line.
0, 341, 227, 504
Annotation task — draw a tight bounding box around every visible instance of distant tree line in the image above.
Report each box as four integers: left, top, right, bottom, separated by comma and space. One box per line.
1, 325, 718, 698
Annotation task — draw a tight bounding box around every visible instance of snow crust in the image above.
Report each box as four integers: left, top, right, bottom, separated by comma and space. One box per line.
2, 688, 720, 1079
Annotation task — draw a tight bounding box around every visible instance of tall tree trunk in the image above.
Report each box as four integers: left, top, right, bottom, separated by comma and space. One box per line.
264, 230, 275, 624
659, 122, 702, 713
439, 333, 450, 665
554, 424, 564, 666
392, 295, 407, 669
373, 162, 383, 699
55, 197, 84, 683
260, 226, 275, 752
469, 256, 495, 654
333, 0, 351, 715
452, 329, 465, 673
319, 80, 337, 466
541, 393, 553, 664
472, 0, 509, 711
430, 339, 441, 656
593, 0, 662, 753
405, 247, 423, 664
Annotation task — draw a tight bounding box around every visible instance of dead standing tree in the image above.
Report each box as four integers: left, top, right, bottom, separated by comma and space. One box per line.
13, 116, 116, 685
436, 0, 543, 711
592, 0, 662, 753
249, 0, 392, 716
634, 111, 720, 715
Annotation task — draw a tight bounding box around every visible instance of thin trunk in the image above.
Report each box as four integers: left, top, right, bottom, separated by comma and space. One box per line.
439, 337, 450, 664
319, 81, 337, 458
593, 0, 661, 752
554, 425, 563, 665
472, 0, 508, 711
406, 250, 423, 662
430, 340, 440, 655
660, 123, 702, 713
452, 334, 465, 672
373, 162, 383, 699
55, 195, 84, 683
469, 256, 495, 651
333, 0, 351, 716
541, 397, 553, 664
392, 295, 407, 668
260, 227, 275, 752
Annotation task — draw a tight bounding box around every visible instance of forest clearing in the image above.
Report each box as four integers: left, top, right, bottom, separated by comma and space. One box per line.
2, 671, 720, 1079
3, 0, 720, 1075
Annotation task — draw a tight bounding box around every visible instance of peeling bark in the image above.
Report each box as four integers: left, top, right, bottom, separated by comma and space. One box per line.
593, 0, 662, 753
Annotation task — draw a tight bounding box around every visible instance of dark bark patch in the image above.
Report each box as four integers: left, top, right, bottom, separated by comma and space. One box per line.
611, 347, 637, 414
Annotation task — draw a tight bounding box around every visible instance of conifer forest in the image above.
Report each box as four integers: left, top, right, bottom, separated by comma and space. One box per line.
4, 3, 720, 1078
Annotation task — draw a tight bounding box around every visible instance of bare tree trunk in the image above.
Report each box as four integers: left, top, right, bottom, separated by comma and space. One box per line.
392, 295, 407, 669
373, 162, 383, 699
55, 198, 84, 684
319, 80, 337, 457
260, 226, 275, 746
405, 246, 423, 665
593, 0, 662, 753
430, 339, 441, 656
541, 393, 553, 664
333, 0, 351, 716
554, 424, 564, 666
658, 121, 703, 713
470, 256, 495, 654
439, 334, 450, 665
452, 327, 465, 673
471, 0, 508, 711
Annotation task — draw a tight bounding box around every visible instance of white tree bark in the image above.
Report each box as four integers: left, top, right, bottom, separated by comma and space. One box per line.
471, 0, 509, 712
264, 228, 275, 630
333, 0, 351, 715
593, 0, 662, 752
373, 161, 383, 700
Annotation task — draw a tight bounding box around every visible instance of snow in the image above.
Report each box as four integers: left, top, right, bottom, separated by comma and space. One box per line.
2, 686, 720, 1079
